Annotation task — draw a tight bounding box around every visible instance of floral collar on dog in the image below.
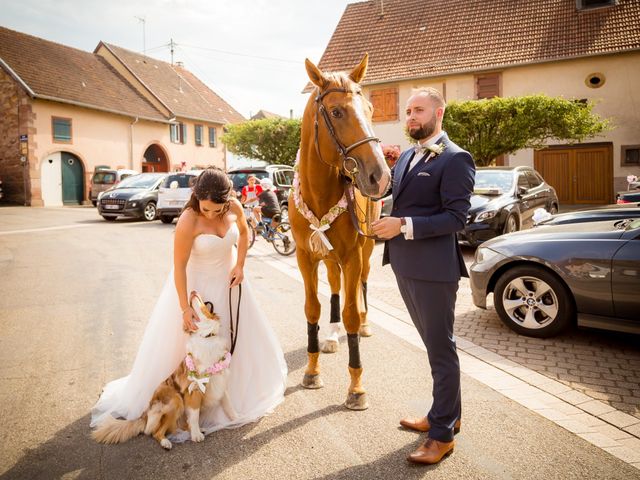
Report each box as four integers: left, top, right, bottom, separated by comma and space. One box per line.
185, 352, 231, 394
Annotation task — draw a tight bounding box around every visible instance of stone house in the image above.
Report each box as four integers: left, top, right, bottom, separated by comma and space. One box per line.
316, 0, 640, 205
0, 26, 244, 206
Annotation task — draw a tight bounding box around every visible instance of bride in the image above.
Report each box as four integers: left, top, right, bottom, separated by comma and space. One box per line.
91, 167, 288, 437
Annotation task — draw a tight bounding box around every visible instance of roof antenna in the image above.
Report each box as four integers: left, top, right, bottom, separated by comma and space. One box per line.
380, 0, 385, 17
135, 16, 146, 55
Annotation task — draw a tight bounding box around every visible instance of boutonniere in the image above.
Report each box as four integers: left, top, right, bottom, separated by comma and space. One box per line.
426, 143, 445, 156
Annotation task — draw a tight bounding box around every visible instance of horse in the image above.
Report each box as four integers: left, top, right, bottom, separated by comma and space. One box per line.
289, 54, 391, 410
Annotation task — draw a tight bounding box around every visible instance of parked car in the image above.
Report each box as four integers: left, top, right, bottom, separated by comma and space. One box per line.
380, 166, 559, 246
616, 182, 640, 204
227, 165, 295, 217
470, 218, 640, 338
156, 171, 203, 224
89, 168, 138, 206
539, 203, 640, 226
97, 173, 166, 221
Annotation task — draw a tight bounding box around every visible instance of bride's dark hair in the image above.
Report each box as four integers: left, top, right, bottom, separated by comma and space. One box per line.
184, 167, 233, 215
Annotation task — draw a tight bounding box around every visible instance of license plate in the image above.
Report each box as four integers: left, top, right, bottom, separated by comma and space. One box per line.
169, 200, 183, 206
104, 204, 120, 210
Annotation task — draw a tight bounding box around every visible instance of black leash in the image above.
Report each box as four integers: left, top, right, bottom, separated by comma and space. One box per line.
229, 284, 242, 355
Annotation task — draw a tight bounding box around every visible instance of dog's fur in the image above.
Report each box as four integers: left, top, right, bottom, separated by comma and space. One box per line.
93, 291, 237, 449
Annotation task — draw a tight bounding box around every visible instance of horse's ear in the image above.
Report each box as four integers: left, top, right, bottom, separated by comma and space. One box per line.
305, 58, 327, 89
349, 53, 369, 84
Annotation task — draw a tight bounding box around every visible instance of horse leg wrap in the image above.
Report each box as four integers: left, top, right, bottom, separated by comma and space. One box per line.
330, 294, 340, 324
362, 282, 368, 313
307, 322, 320, 353
347, 333, 361, 369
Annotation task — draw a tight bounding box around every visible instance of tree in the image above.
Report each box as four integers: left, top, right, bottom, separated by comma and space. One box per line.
442, 95, 610, 166
222, 117, 301, 166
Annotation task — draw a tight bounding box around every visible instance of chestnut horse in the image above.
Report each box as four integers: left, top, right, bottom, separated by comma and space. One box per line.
289, 55, 391, 410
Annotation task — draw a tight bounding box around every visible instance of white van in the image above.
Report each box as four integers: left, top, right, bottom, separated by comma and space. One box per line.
157, 171, 203, 223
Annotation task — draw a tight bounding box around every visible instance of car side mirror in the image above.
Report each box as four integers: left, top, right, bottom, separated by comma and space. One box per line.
517, 186, 528, 197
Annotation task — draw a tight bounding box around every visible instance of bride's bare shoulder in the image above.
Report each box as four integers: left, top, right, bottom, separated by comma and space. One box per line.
176, 208, 198, 233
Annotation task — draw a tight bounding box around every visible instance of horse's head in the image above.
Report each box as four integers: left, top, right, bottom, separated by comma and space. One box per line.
304, 54, 391, 199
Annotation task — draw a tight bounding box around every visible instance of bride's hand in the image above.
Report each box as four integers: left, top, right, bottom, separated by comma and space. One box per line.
182, 306, 199, 332
229, 265, 244, 288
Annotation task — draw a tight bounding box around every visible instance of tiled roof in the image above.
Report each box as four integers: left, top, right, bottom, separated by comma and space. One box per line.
0, 26, 165, 121
250, 110, 286, 120
103, 44, 245, 125
318, 0, 640, 84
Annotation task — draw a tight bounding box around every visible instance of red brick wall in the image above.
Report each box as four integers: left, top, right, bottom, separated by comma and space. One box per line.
0, 68, 36, 205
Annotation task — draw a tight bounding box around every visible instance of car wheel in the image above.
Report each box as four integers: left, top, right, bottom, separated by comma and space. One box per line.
494, 265, 574, 338
503, 213, 519, 234
102, 215, 117, 221
160, 215, 174, 224
91, 200, 97, 207
143, 202, 157, 221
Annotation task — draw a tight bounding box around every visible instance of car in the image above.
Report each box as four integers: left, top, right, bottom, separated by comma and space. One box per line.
616, 181, 640, 204
97, 172, 167, 221
539, 203, 640, 226
379, 166, 559, 245
156, 171, 203, 224
89, 168, 138, 206
227, 165, 295, 217
470, 217, 640, 338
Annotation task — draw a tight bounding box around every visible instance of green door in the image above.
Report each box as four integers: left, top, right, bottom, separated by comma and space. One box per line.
61, 152, 84, 205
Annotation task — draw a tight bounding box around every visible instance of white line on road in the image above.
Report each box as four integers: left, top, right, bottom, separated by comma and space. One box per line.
251, 242, 640, 470
0, 224, 94, 236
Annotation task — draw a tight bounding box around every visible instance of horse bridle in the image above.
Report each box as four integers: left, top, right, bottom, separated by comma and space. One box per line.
313, 87, 380, 184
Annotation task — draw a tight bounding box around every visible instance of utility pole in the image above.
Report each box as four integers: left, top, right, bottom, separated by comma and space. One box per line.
135, 16, 146, 55
170, 38, 175, 65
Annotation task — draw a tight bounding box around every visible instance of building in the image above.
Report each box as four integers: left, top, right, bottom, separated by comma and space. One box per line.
250, 109, 287, 121
315, 0, 640, 205
0, 26, 244, 206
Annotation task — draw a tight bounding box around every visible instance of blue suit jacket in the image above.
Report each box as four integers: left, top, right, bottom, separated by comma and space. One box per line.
382, 132, 476, 282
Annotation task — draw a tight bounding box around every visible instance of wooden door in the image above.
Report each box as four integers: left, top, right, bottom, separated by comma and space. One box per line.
534, 144, 612, 205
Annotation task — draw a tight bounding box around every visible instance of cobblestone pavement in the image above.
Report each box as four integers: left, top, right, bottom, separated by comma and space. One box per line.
365, 243, 640, 421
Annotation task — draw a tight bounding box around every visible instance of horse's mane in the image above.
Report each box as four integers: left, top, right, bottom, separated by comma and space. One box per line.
318, 71, 357, 93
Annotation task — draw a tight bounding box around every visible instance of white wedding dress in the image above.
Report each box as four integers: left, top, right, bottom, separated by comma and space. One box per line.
90, 224, 287, 437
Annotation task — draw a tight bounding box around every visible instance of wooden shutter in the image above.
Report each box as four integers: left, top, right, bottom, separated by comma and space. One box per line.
475, 73, 501, 99
370, 87, 398, 122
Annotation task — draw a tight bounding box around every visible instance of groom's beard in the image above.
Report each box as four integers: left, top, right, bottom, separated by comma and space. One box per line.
408, 115, 437, 141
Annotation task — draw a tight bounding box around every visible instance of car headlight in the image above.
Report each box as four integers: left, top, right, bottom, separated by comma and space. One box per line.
474, 210, 497, 222
129, 193, 144, 201
475, 247, 504, 264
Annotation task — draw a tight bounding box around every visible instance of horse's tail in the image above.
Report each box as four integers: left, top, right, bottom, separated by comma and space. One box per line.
92, 416, 146, 444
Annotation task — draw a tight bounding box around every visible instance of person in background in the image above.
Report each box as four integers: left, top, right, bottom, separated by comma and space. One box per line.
254, 178, 281, 232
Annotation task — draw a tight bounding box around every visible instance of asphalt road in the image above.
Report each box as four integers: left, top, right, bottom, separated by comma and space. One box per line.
1, 206, 638, 479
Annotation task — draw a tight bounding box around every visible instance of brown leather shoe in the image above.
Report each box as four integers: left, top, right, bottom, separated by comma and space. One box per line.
399, 417, 461, 434
407, 438, 455, 465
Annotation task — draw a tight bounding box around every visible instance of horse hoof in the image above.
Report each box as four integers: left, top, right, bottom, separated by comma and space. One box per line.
344, 392, 369, 410
302, 374, 324, 389
321, 339, 339, 354
359, 324, 373, 337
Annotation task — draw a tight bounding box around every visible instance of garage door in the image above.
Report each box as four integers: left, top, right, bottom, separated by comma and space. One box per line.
534, 144, 613, 205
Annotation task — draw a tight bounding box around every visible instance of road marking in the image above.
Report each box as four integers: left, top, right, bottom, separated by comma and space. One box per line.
0, 224, 93, 236
251, 242, 640, 470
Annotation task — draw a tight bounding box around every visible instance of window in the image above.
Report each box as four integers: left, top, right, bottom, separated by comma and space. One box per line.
475, 73, 501, 99
195, 125, 203, 146
621, 145, 640, 167
525, 171, 542, 188
275, 170, 294, 187
370, 87, 398, 122
52, 117, 72, 143
517, 173, 530, 191
170, 122, 187, 144
208, 127, 217, 148
576, 0, 617, 10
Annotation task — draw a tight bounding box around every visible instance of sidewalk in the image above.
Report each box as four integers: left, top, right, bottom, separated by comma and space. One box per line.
252, 240, 640, 471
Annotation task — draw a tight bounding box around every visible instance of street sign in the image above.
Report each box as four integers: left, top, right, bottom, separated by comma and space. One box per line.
19, 134, 28, 142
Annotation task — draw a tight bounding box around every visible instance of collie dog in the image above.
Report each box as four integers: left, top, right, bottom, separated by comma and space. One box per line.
93, 291, 237, 449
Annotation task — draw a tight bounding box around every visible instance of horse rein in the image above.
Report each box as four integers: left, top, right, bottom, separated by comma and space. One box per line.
313, 87, 380, 184
343, 178, 383, 241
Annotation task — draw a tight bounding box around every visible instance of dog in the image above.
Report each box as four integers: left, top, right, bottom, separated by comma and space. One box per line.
92, 291, 237, 449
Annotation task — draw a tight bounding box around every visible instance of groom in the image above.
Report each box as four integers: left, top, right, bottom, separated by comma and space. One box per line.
371, 88, 475, 465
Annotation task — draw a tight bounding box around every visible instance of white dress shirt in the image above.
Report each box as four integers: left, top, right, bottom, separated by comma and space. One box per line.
402, 131, 445, 240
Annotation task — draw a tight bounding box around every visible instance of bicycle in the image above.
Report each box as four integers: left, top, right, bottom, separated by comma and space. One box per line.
244, 208, 296, 256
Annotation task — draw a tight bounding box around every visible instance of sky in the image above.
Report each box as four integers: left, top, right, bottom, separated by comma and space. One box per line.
1, 0, 357, 119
